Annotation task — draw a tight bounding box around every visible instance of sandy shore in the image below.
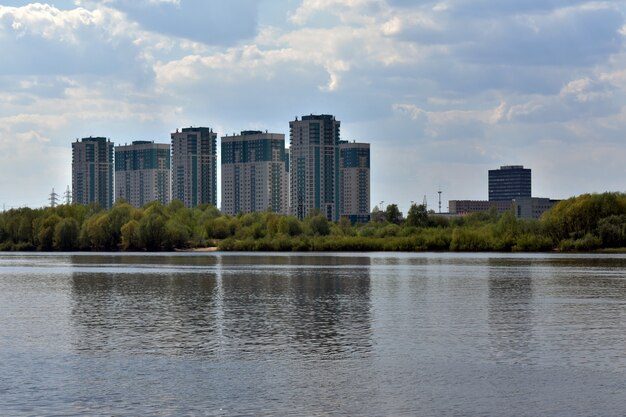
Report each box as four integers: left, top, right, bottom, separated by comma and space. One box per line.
175, 247, 219, 252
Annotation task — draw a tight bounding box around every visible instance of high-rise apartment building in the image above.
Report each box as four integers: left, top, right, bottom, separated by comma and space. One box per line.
289, 114, 341, 221
221, 131, 289, 215
488, 165, 531, 201
339, 141, 370, 223
171, 127, 217, 208
72, 137, 114, 209
115, 141, 171, 207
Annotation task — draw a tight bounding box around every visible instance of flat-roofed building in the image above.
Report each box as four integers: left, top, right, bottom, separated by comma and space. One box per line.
171, 127, 217, 208
449, 200, 513, 215
72, 137, 114, 209
115, 141, 170, 207
289, 114, 341, 221
513, 197, 560, 219
488, 165, 531, 201
339, 141, 370, 223
221, 130, 289, 215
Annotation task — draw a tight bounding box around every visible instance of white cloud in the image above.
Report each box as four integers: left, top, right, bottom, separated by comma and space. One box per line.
288, 0, 381, 25
392, 103, 426, 120
0, 0, 625, 207
0, 3, 98, 42
394, 101, 506, 126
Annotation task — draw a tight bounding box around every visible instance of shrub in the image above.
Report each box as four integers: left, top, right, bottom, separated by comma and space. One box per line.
450, 228, 494, 251
513, 234, 554, 252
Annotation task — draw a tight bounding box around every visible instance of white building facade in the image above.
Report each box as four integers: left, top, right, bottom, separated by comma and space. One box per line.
171, 127, 217, 208
289, 115, 341, 221
339, 141, 370, 223
221, 131, 289, 215
115, 141, 170, 208
72, 137, 114, 209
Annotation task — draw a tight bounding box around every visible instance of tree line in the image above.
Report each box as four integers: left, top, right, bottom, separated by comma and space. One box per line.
1, 192, 625, 252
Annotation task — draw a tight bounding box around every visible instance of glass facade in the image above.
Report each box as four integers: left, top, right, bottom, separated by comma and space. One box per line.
488, 165, 531, 202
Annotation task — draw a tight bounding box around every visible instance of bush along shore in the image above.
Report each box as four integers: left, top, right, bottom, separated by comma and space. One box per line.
1, 193, 626, 252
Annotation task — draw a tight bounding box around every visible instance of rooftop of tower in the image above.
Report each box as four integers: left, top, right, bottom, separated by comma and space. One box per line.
301, 114, 336, 121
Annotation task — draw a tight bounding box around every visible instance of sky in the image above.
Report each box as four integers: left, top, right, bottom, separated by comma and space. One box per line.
1, 0, 625, 213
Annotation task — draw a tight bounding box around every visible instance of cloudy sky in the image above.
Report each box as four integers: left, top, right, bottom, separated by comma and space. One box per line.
1, 0, 625, 212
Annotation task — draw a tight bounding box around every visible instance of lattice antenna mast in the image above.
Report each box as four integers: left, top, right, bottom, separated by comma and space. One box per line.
49, 188, 59, 208
438, 188, 442, 214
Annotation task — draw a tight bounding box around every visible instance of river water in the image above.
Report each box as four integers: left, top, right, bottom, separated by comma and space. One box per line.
1, 252, 625, 416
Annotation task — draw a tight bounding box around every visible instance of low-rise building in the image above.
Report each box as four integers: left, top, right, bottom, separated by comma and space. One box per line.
513, 197, 560, 219
449, 200, 513, 216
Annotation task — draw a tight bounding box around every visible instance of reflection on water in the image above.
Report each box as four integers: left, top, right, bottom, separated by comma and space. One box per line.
70, 254, 372, 359
2, 252, 626, 416
71, 272, 221, 355
488, 259, 534, 364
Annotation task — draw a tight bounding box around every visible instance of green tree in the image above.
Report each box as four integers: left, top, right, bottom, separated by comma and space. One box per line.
337, 216, 354, 235
80, 212, 115, 250
206, 216, 235, 240
307, 214, 330, 236
16, 209, 36, 244
121, 220, 142, 251
491, 210, 519, 251
139, 211, 168, 251
165, 217, 191, 249
406, 204, 428, 227
597, 215, 626, 248
278, 215, 303, 237
385, 204, 402, 224
108, 202, 133, 246
36, 214, 62, 250
53, 218, 80, 251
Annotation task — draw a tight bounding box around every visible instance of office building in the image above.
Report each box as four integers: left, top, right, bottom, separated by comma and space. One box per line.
339, 141, 370, 223
72, 137, 114, 209
171, 127, 217, 208
289, 114, 341, 221
488, 165, 531, 201
221, 131, 289, 215
115, 141, 170, 207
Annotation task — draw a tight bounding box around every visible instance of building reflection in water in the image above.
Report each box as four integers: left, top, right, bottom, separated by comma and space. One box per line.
487, 258, 535, 365
70, 254, 372, 359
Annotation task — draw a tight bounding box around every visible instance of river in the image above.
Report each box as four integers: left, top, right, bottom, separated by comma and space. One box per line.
1, 252, 625, 416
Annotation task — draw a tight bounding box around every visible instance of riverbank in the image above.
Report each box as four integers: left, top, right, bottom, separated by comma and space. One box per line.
1, 192, 625, 252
